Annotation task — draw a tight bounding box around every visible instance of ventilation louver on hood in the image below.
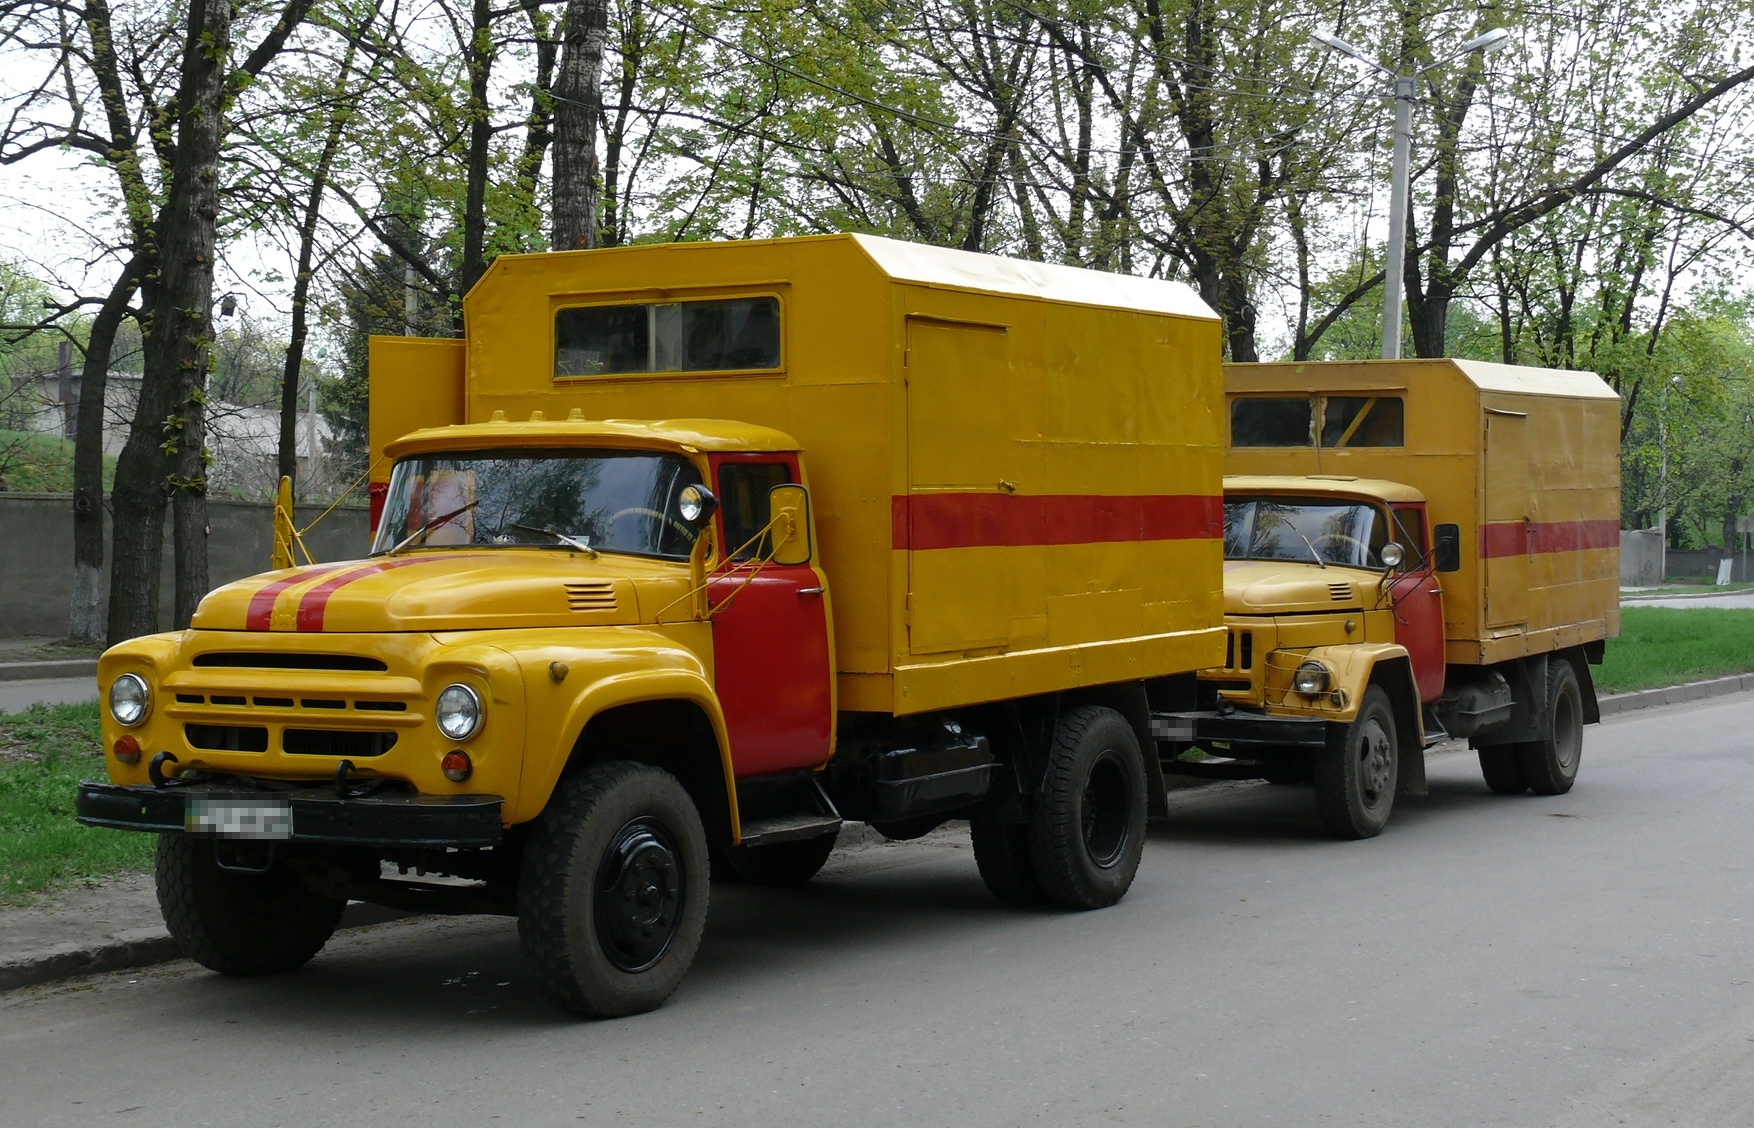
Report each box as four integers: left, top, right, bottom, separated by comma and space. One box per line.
1328, 583, 1353, 602
564, 581, 619, 613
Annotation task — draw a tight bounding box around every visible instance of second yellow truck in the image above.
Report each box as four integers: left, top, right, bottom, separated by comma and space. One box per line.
1156, 359, 1620, 837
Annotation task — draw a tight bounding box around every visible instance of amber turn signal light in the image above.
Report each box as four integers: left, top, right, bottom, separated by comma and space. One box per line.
441, 750, 472, 782
113, 735, 142, 764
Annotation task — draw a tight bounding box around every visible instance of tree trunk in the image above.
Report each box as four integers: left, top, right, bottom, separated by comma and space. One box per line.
460, 0, 496, 292
279, 88, 349, 492
108, 0, 232, 640
550, 0, 607, 251
69, 260, 138, 643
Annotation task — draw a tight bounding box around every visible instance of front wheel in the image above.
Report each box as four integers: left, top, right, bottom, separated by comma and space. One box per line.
517, 761, 710, 1018
1027, 705, 1148, 910
155, 835, 346, 976
1313, 685, 1398, 839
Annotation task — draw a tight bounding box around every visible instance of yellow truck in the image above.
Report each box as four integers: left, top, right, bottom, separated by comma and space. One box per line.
1155, 359, 1620, 837
77, 234, 1227, 1017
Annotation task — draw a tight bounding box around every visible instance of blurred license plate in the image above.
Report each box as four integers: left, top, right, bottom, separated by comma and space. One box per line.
186, 800, 293, 840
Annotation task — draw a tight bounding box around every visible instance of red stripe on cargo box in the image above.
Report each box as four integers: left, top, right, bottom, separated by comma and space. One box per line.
245, 564, 356, 631
892, 493, 1224, 551
294, 558, 433, 632
1479, 518, 1620, 559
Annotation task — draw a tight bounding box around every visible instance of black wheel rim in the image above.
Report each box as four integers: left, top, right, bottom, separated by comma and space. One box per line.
1082, 750, 1132, 869
1554, 686, 1581, 773
594, 817, 685, 973
1356, 715, 1394, 809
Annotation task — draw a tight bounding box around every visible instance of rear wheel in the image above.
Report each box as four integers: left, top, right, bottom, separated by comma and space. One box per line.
1313, 685, 1398, 839
970, 819, 1043, 906
155, 834, 345, 976
1027, 706, 1148, 910
1515, 659, 1584, 795
517, 761, 709, 1018
1477, 747, 1528, 794
724, 831, 838, 886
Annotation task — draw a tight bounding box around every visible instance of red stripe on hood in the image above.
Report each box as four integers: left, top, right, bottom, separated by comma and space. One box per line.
294, 558, 436, 632
246, 564, 356, 631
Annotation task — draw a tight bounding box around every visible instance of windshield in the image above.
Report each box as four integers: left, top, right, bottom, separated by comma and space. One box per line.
372, 449, 704, 560
1224, 497, 1391, 570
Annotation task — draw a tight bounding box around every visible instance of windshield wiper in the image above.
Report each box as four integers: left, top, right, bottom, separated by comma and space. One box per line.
377, 501, 479, 555
511, 523, 600, 558
1292, 528, 1327, 569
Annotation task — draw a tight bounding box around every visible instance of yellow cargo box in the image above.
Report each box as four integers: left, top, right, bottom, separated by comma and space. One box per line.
371, 233, 1228, 715
1223, 358, 1620, 666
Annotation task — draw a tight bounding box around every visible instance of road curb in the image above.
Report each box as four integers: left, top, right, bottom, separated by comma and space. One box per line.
0, 902, 408, 995
1597, 673, 1754, 716
3, 673, 1751, 994
0, 660, 97, 683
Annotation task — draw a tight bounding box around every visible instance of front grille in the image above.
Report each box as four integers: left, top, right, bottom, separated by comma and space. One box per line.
1224, 629, 1253, 670
282, 729, 397, 758
193, 652, 388, 672
1328, 583, 1352, 602
186, 724, 268, 752
564, 581, 618, 612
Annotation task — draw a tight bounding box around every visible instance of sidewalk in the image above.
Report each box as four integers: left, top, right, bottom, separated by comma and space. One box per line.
0, 637, 98, 684
3, 672, 1751, 996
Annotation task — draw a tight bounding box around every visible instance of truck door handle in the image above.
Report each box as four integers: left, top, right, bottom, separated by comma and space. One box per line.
797, 587, 824, 597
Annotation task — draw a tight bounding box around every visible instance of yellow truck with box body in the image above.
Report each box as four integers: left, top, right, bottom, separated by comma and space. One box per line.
1154, 359, 1620, 837
77, 234, 1227, 1016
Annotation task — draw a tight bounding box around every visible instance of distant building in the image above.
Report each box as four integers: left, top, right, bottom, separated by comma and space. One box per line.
5, 349, 330, 498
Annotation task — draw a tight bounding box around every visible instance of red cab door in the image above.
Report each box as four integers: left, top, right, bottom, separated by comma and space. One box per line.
707, 456, 834, 778
1387, 504, 1445, 702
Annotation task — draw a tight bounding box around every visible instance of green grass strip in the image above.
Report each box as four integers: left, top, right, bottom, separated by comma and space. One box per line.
0, 701, 152, 905
1596, 607, 1754, 695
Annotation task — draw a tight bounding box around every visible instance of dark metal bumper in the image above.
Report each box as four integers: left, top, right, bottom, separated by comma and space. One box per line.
1150, 710, 1330, 751
76, 781, 504, 849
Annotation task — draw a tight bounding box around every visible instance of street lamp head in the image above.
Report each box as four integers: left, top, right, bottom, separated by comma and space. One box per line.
1311, 29, 1370, 63
1459, 27, 1513, 55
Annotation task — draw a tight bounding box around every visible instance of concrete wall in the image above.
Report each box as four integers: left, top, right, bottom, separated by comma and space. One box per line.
1664, 548, 1754, 583
1620, 528, 1663, 587
0, 493, 371, 638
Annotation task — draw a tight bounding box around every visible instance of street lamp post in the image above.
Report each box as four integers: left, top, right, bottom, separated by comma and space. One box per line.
1311, 27, 1512, 359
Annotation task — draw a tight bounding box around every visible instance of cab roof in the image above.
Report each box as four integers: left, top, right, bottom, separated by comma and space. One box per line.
1224, 474, 1427, 505
383, 416, 802, 460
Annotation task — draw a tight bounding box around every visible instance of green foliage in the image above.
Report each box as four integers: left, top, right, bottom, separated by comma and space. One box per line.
1595, 607, 1754, 694
0, 702, 152, 904
0, 430, 119, 493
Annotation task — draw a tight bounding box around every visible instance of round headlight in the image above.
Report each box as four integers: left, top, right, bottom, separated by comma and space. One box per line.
677, 483, 716, 524
109, 673, 150, 727
1292, 661, 1330, 695
435, 684, 482, 741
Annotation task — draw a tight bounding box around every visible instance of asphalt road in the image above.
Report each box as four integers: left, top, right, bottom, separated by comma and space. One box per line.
4, 697, 1753, 1127
0, 677, 97, 712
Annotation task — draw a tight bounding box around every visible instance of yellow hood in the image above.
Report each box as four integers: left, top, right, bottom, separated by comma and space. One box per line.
192, 551, 690, 633
1222, 560, 1372, 615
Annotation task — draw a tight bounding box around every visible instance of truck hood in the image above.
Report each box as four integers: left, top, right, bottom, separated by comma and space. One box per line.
1222, 560, 1373, 615
191, 551, 688, 633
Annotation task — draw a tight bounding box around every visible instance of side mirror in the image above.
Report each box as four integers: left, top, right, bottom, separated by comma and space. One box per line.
1432, 523, 1461, 572
768, 483, 813, 566
1379, 542, 1405, 571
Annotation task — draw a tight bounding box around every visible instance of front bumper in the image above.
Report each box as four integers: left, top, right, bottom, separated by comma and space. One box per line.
1151, 710, 1330, 751
76, 780, 504, 849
